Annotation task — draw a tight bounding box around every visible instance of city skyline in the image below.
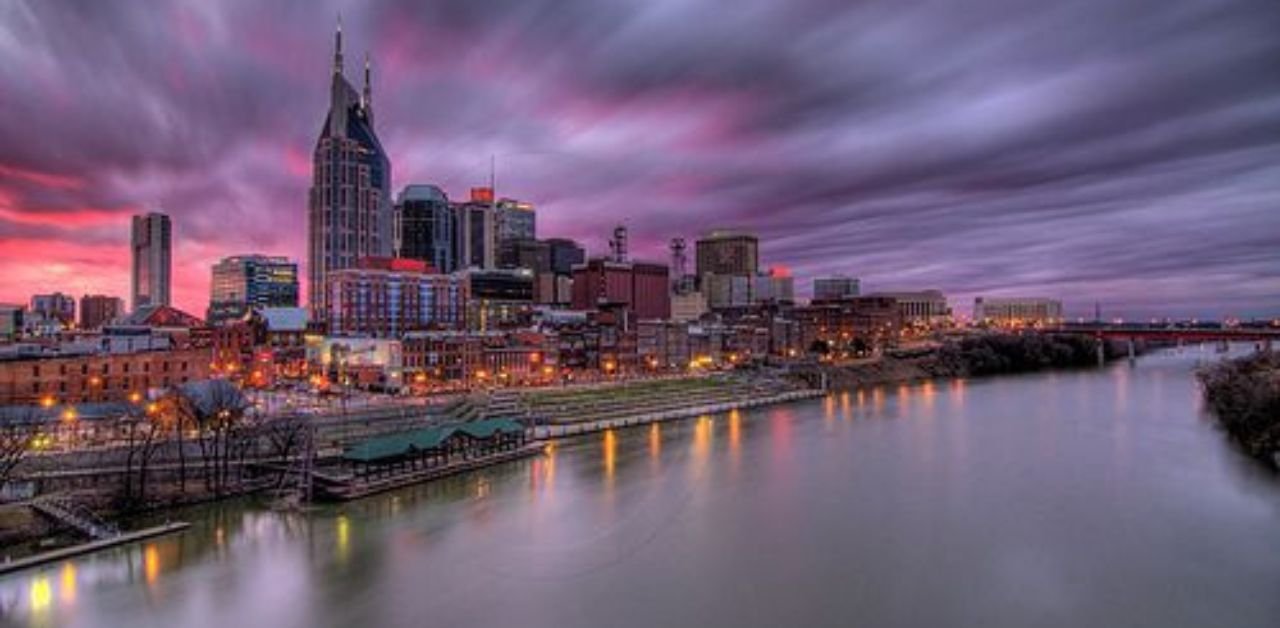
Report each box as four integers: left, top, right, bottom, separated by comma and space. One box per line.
1, 1, 1278, 319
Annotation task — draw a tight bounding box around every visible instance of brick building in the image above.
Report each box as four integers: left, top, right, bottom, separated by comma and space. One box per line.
570, 259, 670, 322
0, 347, 213, 405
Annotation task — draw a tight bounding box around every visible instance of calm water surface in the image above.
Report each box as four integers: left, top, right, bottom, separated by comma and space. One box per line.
2, 347, 1278, 627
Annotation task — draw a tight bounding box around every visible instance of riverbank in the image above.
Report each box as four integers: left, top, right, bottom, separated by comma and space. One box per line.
1198, 351, 1280, 467
810, 333, 1141, 389
0, 334, 1144, 563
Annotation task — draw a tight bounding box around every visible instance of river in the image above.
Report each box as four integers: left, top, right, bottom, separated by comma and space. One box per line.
2, 346, 1278, 627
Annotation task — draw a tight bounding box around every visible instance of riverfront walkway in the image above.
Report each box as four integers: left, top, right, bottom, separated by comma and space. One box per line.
525, 374, 823, 438
533, 389, 824, 438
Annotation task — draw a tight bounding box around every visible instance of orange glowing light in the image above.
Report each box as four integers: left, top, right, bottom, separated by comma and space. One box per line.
143, 545, 160, 584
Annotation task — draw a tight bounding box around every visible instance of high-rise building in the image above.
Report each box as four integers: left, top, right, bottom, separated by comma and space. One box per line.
30, 292, 76, 326
695, 230, 758, 278
464, 268, 536, 330
131, 212, 172, 311
396, 184, 456, 273
453, 188, 496, 269
0, 304, 25, 341
308, 23, 392, 319
752, 270, 796, 305
79, 294, 124, 330
495, 198, 536, 246
207, 255, 300, 325
327, 257, 467, 338
499, 238, 551, 272
545, 238, 585, 275
813, 276, 860, 301
702, 273, 752, 309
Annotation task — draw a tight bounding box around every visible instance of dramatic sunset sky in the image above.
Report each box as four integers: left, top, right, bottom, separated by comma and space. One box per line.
1, 0, 1278, 319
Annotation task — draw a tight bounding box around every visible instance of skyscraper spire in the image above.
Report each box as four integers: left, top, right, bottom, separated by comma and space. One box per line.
334, 15, 344, 75
362, 52, 373, 120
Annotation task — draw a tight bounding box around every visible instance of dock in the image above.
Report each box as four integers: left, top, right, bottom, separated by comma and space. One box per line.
317, 442, 546, 501
0, 521, 191, 577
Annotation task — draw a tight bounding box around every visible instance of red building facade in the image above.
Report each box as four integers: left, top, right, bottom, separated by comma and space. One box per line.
571, 259, 671, 322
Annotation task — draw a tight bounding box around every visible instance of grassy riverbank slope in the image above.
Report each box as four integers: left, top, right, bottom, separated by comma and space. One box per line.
1199, 352, 1280, 467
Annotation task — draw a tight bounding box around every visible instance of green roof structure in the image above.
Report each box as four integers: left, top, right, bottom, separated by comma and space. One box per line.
342, 420, 525, 464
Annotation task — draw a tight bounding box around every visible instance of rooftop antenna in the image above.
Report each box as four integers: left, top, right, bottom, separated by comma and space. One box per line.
362, 52, 373, 123
609, 224, 629, 263
670, 237, 687, 291
333, 14, 344, 75
670, 237, 687, 275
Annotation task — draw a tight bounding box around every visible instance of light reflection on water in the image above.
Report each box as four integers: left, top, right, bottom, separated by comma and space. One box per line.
1, 346, 1278, 628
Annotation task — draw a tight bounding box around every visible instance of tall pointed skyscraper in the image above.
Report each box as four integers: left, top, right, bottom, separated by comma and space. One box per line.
131, 212, 172, 311
308, 20, 392, 320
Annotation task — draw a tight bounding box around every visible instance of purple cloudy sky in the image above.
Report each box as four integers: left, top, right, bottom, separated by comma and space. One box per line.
1, 0, 1278, 319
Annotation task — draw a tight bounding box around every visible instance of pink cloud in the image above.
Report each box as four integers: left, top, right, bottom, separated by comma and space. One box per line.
0, 164, 84, 191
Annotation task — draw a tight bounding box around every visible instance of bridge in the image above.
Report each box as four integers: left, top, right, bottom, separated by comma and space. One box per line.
1054, 323, 1278, 364
1058, 323, 1280, 343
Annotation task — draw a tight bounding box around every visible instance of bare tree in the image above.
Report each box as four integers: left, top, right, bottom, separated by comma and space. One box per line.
1, 408, 45, 493
154, 392, 193, 494
179, 381, 249, 496
259, 413, 310, 488
118, 406, 163, 507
